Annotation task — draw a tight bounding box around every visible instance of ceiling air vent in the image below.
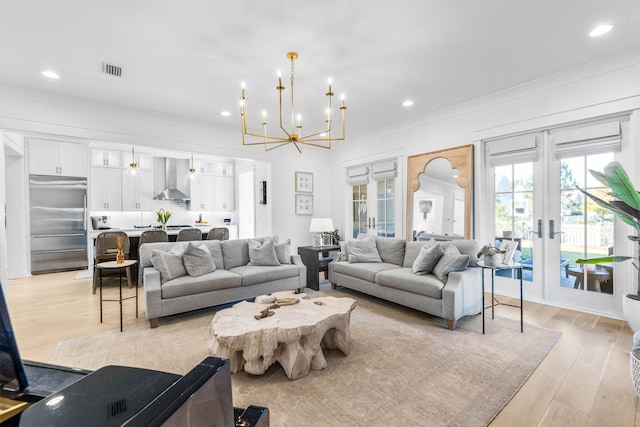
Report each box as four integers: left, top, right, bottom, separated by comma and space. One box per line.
102, 62, 122, 77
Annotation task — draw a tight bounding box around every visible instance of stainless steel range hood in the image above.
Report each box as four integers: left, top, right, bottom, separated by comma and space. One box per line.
153, 157, 191, 201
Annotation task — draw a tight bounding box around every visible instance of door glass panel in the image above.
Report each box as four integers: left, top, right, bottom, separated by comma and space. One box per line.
494, 163, 534, 280
560, 153, 614, 294
352, 184, 367, 238
376, 179, 395, 237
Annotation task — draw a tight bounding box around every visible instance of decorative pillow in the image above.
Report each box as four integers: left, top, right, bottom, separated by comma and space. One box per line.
275, 238, 292, 264
182, 242, 216, 277
432, 246, 470, 283
412, 244, 444, 275
339, 241, 349, 262
150, 248, 187, 283
248, 238, 280, 266
348, 236, 382, 263
376, 237, 406, 266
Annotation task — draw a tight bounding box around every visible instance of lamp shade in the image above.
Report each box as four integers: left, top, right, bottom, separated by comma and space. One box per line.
309, 218, 334, 233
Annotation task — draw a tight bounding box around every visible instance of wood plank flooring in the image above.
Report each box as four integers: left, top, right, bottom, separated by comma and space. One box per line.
5, 271, 640, 426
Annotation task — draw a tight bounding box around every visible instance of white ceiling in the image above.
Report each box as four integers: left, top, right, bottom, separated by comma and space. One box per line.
1, 0, 639, 140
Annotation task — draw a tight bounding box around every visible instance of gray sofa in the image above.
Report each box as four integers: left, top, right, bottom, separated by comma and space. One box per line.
328, 236, 482, 329
139, 237, 306, 327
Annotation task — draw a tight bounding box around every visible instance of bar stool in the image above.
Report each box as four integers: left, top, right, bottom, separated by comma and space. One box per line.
93, 231, 132, 294
137, 230, 169, 285
176, 228, 202, 241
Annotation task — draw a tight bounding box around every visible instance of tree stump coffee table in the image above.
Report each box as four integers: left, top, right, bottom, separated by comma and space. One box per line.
208, 291, 356, 380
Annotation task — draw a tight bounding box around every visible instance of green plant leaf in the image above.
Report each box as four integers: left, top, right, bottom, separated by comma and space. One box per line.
576, 256, 634, 264
598, 162, 640, 212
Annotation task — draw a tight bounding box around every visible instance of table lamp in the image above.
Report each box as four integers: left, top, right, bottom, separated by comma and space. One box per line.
310, 218, 334, 247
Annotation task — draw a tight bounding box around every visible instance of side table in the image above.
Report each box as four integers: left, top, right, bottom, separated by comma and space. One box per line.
97, 259, 138, 332
297, 245, 340, 291
478, 261, 523, 334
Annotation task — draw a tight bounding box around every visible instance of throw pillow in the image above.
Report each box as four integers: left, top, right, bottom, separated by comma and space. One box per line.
248, 238, 280, 266
274, 238, 292, 264
339, 241, 349, 262
432, 246, 470, 283
150, 249, 187, 283
182, 242, 216, 277
348, 235, 382, 263
412, 244, 444, 275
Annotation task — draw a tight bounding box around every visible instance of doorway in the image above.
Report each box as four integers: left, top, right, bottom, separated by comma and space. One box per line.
238, 167, 255, 239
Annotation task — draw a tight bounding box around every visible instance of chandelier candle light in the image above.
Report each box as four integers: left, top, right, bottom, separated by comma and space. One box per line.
240, 52, 347, 153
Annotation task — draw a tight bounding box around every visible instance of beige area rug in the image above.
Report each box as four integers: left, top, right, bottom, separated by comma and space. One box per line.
51, 288, 561, 426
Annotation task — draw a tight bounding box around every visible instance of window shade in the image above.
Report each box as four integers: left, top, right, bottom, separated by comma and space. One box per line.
552, 121, 621, 159
347, 166, 370, 185
486, 133, 539, 167
372, 161, 397, 181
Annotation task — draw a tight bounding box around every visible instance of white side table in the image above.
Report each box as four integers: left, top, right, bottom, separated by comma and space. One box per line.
478, 261, 523, 334
97, 259, 138, 332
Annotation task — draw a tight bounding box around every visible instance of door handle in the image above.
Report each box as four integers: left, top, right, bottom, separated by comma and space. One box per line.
549, 220, 564, 239
372, 217, 376, 229
537, 219, 543, 238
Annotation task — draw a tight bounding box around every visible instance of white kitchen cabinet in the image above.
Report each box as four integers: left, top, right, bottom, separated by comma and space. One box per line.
194, 158, 215, 175
122, 150, 153, 170
90, 167, 121, 211
214, 161, 234, 176
29, 138, 87, 177
214, 175, 234, 211
189, 174, 215, 210
90, 148, 121, 168
121, 169, 153, 211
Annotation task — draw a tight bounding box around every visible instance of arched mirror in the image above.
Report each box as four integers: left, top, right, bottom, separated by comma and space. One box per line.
407, 144, 473, 240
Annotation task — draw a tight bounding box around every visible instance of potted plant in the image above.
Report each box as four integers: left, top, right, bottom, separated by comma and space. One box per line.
575, 161, 640, 331
477, 244, 506, 267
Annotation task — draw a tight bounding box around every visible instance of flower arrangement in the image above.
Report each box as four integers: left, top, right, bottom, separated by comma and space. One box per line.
156, 208, 172, 228
476, 244, 505, 258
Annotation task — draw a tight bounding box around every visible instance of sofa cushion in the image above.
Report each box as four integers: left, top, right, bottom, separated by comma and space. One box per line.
221, 239, 250, 269
275, 239, 292, 264
348, 236, 382, 263
403, 241, 429, 267
432, 246, 470, 283
449, 240, 481, 267
182, 242, 216, 277
248, 238, 280, 266
375, 268, 445, 299
201, 240, 225, 270
333, 261, 398, 282
412, 244, 444, 275
161, 270, 242, 299
150, 246, 187, 283
376, 237, 405, 266
339, 241, 349, 261
230, 264, 301, 286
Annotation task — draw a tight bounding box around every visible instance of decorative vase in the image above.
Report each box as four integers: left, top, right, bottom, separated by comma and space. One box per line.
162, 223, 167, 232
484, 253, 502, 267
623, 294, 640, 332
116, 249, 124, 264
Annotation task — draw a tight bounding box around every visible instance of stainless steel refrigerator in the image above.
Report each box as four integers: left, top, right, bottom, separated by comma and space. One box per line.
29, 175, 88, 274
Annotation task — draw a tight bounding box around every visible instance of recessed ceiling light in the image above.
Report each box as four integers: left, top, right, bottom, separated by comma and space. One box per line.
589, 24, 613, 37
220, 111, 231, 117
402, 100, 414, 107
42, 70, 60, 79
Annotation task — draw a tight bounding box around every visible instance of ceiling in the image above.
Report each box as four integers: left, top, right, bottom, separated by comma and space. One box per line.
1, 1, 639, 141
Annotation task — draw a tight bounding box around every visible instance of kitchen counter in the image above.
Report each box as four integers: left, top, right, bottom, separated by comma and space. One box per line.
88, 224, 233, 240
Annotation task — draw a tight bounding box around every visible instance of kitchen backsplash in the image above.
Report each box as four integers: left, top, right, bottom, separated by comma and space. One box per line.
91, 200, 234, 230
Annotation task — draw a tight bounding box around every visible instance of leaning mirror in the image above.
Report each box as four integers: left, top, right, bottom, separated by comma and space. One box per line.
407, 144, 473, 240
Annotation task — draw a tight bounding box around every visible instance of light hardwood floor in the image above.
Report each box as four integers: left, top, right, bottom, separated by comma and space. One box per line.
5, 271, 640, 426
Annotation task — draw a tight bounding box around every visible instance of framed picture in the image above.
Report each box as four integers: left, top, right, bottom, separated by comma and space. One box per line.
295, 171, 314, 193
295, 194, 313, 215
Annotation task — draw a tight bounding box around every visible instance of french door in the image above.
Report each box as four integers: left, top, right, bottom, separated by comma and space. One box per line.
486, 116, 629, 315
348, 159, 400, 238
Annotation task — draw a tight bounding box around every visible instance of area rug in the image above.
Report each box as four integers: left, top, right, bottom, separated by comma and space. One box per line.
51, 288, 561, 426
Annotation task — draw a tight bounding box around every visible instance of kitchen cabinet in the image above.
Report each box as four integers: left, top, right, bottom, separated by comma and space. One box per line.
194, 159, 215, 175
29, 138, 87, 177
90, 148, 121, 168
121, 169, 153, 211
214, 161, 234, 176
122, 150, 153, 170
214, 175, 234, 210
190, 175, 215, 210
90, 167, 121, 211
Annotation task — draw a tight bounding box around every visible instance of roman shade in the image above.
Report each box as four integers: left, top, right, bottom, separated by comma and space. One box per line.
372, 160, 397, 181
551, 120, 622, 159
347, 166, 370, 185
485, 133, 540, 167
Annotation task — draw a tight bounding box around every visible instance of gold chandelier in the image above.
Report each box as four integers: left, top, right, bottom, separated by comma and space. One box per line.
240, 52, 347, 153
